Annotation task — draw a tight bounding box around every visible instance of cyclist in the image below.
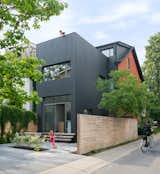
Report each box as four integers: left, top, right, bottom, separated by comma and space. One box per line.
143, 121, 152, 147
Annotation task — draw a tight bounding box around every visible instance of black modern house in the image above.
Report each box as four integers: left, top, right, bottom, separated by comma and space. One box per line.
36, 32, 143, 134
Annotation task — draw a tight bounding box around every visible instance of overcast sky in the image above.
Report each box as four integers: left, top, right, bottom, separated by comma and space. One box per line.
26, 0, 160, 65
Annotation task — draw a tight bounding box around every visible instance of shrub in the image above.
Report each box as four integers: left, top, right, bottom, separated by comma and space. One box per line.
0, 105, 37, 143
153, 127, 160, 134
12, 133, 45, 151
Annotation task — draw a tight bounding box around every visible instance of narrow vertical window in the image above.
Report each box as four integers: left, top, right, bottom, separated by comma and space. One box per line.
128, 58, 130, 69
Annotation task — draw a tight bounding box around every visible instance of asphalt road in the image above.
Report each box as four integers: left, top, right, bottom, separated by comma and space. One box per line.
92, 136, 160, 174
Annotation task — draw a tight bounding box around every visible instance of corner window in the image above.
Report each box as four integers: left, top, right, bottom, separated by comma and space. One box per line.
102, 48, 114, 57
43, 62, 71, 81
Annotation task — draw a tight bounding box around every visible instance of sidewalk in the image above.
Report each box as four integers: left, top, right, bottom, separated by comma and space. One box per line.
40, 134, 160, 174
1, 134, 159, 174
39, 157, 108, 174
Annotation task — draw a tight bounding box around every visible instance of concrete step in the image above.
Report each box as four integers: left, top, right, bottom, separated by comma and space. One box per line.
55, 132, 76, 136
54, 133, 76, 143
55, 135, 74, 139
24, 132, 76, 143
55, 138, 72, 142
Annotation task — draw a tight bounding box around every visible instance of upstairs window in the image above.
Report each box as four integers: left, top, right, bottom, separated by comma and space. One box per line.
102, 48, 114, 57
128, 58, 130, 69
43, 62, 71, 81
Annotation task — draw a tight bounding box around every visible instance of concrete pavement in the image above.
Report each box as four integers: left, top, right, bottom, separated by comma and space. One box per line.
1, 135, 160, 174
39, 157, 107, 174
0, 143, 107, 174
0, 144, 83, 174
92, 135, 160, 174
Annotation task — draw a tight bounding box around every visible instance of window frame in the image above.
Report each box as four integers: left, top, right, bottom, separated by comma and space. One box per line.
43, 61, 71, 81
102, 47, 114, 57
128, 58, 131, 69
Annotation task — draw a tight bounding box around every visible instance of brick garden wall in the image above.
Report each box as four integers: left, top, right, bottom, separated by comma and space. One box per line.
77, 114, 138, 154
0, 121, 37, 134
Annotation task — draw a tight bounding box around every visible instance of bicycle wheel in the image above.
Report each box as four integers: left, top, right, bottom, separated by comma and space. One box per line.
148, 136, 154, 148
140, 140, 148, 153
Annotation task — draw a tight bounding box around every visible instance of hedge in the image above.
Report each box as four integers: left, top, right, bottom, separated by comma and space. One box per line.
0, 105, 37, 139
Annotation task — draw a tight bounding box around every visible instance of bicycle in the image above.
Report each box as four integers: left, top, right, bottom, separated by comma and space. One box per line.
140, 135, 153, 153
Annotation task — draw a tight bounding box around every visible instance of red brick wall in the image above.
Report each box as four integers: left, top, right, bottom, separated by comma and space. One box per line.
118, 51, 140, 80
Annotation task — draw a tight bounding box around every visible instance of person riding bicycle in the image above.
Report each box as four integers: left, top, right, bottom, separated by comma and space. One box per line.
143, 121, 152, 147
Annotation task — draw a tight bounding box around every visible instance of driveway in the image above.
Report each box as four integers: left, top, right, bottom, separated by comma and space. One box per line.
92, 135, 160, 174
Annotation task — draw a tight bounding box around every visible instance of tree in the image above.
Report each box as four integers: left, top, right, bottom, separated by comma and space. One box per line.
143, 32, 160, 121
0, 0, 67, 108
0, 0, 67, 52
143, 32, 160, 97
96, 70, 151, 118
0, 52, 45, 108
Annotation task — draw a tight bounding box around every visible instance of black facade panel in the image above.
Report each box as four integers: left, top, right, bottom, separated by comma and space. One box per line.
73, 34, 108, 116
36, 33, 78, 132
117, 45, 129, 60
96, 43, 117, 71
36, 33, 136, 133
37, 78, 73, 97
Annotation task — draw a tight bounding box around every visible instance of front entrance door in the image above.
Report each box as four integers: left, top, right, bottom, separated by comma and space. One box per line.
44, 104, 56, 132
43, 102, 71, 132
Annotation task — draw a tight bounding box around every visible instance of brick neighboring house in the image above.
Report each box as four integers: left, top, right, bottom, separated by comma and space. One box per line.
24, 32, 143, 134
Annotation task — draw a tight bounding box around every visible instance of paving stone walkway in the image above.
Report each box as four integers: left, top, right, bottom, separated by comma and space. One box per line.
0, 143, 107, 174
0, 144, 82, 174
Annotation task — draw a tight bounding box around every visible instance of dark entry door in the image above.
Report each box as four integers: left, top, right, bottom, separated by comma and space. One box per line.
44, 104, 56, 132
43, 102, 71, 132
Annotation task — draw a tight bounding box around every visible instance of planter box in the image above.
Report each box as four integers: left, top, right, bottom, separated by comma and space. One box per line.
11, 144, 48, 151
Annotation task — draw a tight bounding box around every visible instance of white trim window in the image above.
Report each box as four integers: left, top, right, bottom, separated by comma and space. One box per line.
102, 48, 114, 57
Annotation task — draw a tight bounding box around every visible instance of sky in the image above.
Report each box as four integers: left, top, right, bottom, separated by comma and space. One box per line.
26, 0, 160, 65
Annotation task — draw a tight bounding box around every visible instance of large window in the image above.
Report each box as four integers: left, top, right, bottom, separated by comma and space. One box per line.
43, 95, 72, 132
43, 62, 71, 81
102, 48, 114, 57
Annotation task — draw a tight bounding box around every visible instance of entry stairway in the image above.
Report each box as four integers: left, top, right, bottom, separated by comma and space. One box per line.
23, 132, 76, 143
41, 132, 76, 143
55, 132, 76, 143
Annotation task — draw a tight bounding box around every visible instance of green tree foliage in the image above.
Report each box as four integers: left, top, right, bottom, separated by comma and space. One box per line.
143, 32, 160, 97
143, 32, 160, 120
0, 0, 67, 108
96, 70, 151, 117
0, 52, 44, 107
0, 0, 67, 51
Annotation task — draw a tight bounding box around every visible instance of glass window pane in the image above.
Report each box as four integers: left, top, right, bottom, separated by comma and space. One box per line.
128, 58, 131, 69
44, 105, 56, 132
102, 48, 114, 57
43, 62, 71, 81
110, 48, 114, 56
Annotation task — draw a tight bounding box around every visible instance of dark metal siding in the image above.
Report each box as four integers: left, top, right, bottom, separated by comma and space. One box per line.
36, 33, 77, 132
36, 32, 109, 133
73, 34, 107, 116
96, 43, 117, 71
116, 45, 129, 60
